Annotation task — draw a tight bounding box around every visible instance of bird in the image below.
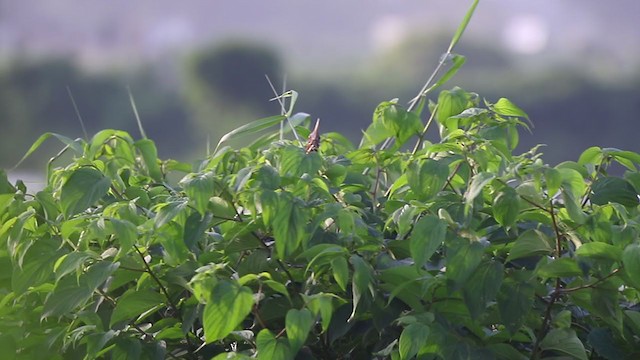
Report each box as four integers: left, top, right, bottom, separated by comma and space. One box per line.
305, 119, 320, 154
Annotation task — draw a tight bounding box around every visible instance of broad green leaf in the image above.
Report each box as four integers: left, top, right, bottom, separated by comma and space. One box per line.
180, 171, 216, 215
12, 239, 61, 294
410, 214, 447, 268
553, 310, 573, 329
214, 115, 285, 154
256, 329, 292, 360
487, 343, 528, 360
273, 193, 308, 259
331, 256, 349, 291
203, 280, 254, 343
154, 200, 188, 229
464, 172, 495, 207
85, 330, 116, 360
399, 323, 429, 360
60, 167, 111, 217
211, 353, 252, 360
590, 177, 639, 207
506, 229, 552, 262
285, 308, 314, 354
260, 190, 278, 226
110, 218, 137, 259
349, 255, 374, 321
53, 251, 95, 281
492, 186, 520, 227
492, 98, 529, 119
305, 293, 336, 332
280, 145, 322, 178
622, 244, 640, 289
263, 280, 291, 302
544, 167, 562, 198
257, 165, 281, 190
435, 87, 469, 126
110, 289, 164, 326
578, 146, 603, 167
135, 139, 162, 182
537, 258, 583, 278
575, 242, 622, 261
588, 328, 625, 360
540, 328, 587, 360
463, 261, 504, 319
407, 159, 449, 201
446, 237, 484, 289
497, 277, 535, 334
183, 212, 213, 251
43, 261, 119, 318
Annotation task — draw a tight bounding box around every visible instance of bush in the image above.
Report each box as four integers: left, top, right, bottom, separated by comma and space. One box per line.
3, 2, 640, 359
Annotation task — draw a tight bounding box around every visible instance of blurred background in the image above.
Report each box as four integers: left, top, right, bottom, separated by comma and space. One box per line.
2, 0, 640, 183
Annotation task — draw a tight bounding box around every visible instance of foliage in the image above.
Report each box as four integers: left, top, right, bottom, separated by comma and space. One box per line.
4, 2, 640, 360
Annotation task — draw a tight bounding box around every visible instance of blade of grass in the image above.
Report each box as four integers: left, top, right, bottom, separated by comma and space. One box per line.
127, 86, 147, 139
66, 86, 89, 141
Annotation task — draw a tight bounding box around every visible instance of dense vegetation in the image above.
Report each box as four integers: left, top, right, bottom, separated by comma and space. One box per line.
3, 1, 640, 359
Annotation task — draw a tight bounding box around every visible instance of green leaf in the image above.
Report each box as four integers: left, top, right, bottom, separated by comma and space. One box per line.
463, 261, 504, 319
464, 172, 495, 207
280, 145, 322, 178
273, 193, 307, 259
214, 115, 286, 154
399, 323, 429, 360
349, 255, 374, 322
183, 212, 213, 251
436, 87, 469, 125
446, 237, 484, 289
576, 242, 622, 261
154, 200, 188, 229
430, 54, 466, 92
110, 218, 137, 259
53, 251, 95, 281
588, 328, 625, 360
285, 308, 314, 354
590, 177, 639, 207
578, 146, 603, 167
447, 0, 479, 52
13, 132, 83, 169
537, 258, 583, 278
410, 214, 447, 268
544, 167, 562, 198
180, 171, 216, 215
203, 280, 254, 343
110, 289, 164, 326
86, 330, 116, 360
506, 229, 552, 262
493, 186, 520, 227
60, 167, 111, 217
256, 329, 292, 360
540, 328, 587, 360
331, 256, 349, 291
407, 159, 449, 201
497, 277, 535, 334
43, 261, 119, 318
492, 98, 529, 119
135, 139, 162, 182
305, 293, 336, 333
622, 244, 640, 289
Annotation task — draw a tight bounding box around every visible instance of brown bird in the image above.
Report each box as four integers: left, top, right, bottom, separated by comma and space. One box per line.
305, 119, 320, 154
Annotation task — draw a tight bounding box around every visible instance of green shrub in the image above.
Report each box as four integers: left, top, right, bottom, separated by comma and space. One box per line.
3, 2, 640, 359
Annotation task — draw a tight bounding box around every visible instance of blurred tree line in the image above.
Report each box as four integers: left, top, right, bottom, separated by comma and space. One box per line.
1, 34, 639, 170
